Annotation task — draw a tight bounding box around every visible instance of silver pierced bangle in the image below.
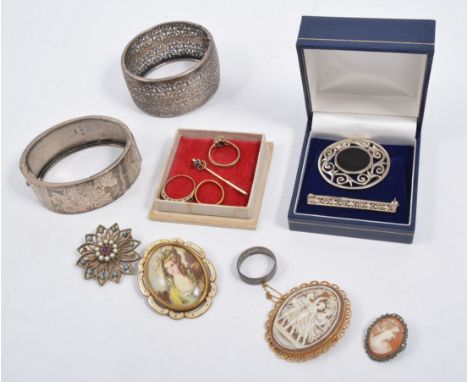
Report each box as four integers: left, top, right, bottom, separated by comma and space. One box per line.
121, 21, 220, 117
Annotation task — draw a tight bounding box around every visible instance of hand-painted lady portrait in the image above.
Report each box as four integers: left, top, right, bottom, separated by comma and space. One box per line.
145, 244, 207, 311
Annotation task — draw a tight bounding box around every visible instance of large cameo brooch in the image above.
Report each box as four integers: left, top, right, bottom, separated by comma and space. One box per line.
318, 138, 390, 190
265, 281, 351, 361
138, 238, 217, 319
365, 313, 407, 361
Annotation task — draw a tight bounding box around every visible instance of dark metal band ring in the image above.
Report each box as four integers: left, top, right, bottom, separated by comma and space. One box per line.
121, 21, 220, 117
19, 116, 142, 214
237, 247, 277, 285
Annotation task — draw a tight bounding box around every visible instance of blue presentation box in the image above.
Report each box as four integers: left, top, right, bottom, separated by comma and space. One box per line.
288, 16, 435, 243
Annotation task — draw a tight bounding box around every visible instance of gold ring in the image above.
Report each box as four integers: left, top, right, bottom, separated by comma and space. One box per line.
208, 135, 241, 167
194, 179, 225, 205
161, 175, 196, 202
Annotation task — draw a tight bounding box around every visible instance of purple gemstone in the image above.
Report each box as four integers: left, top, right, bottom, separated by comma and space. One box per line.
100, 245, 111, 255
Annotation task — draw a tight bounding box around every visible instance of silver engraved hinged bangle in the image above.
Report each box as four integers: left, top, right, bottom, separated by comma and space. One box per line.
121, 21, 220, 117
19, 116, 142, 214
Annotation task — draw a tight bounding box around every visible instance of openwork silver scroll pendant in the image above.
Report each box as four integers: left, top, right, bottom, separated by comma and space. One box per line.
318, 138, 390, 190
237, 247, 351, 361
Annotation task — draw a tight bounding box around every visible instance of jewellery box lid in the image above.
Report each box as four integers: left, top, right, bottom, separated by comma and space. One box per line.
297, 16, 435, 135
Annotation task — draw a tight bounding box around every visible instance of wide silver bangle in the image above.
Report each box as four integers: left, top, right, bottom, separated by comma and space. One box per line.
19, 116, 141, 214
121, 21, 220, 117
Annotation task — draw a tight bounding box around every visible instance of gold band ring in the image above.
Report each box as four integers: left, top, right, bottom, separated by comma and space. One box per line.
194, 179, 225, 205
161, 175, 196, 202
208, 135, 240, 167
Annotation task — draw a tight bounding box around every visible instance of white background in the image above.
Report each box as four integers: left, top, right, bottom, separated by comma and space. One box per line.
2, 0, 466, 381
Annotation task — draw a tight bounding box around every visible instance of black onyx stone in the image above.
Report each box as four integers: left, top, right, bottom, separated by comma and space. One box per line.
336, 147, 371, 172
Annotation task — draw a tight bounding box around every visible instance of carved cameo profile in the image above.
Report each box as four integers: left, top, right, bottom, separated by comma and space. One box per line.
318, 138, 390, 190
365, 313, 408, 361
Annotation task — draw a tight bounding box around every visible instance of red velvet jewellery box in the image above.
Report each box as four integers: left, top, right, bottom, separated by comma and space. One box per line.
150, 129, 273, 229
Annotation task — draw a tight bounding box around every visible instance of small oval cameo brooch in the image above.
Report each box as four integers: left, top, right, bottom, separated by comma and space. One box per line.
138, 238, 217, 320
365, 313, 408, 361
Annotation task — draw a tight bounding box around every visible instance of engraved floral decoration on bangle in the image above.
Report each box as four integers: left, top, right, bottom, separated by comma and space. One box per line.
76, 223, 141, 286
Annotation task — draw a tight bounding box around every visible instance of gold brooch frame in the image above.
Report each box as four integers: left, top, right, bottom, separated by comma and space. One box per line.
138, 238, 217, 320
265, 281, 351, 362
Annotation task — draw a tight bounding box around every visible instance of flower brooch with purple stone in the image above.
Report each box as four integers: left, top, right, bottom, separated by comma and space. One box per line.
77, 223, 141, 286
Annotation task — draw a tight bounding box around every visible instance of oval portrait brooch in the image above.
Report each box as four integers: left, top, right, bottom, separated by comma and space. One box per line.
138, 238, 217, 319
265, 281, 351, 361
